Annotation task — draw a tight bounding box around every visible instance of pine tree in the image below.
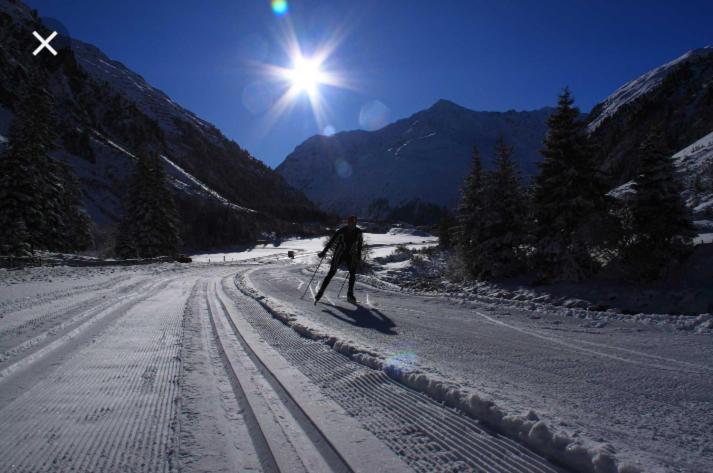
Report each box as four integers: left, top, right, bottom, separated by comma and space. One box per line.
456, 146, 485, 275
532, 88, 606, 281
477, 137, 527, 278
115, 152, 180, 258
622, 133, 695, 279
438, 212, 454, 249
57, 165, 93, 252
0, 68, 92, 255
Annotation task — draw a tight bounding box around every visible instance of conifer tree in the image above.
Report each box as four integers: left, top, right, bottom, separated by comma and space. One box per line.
477, 137, 527, 277
622, 133, 695, 279
0, 68, 91, 255
438, 212, 454, 249
57, 165, 93, 252
116, 152, 180, 258
532, 88, 606, 281
456, 146, 485, 275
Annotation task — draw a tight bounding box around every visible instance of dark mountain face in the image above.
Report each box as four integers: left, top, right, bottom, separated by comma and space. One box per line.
588, 47, 713, 186
0, 0, 327, 249
276, 99, 552, 217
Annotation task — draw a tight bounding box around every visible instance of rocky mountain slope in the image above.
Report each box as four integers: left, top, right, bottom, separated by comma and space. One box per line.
276, 100, 551, 216
588, 46, 713, 186
0, 0, 327, 249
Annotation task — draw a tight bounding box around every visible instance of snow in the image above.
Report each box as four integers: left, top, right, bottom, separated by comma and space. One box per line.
610, 128, 713, 225
278, 101, 551, 216
71, 40, 215, 135
241, 251, 713, 473
694, 233, 713, 245
190, 228, 437, 263
588, 47, 713, 132
2, 230, 711, 472
97, 133, 137, 159
160, 155, 256, 213
385, 227, 433, 237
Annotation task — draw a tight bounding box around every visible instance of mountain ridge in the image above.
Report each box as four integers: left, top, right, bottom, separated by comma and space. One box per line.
0, 0, 328, 249
277, 99, 553, 217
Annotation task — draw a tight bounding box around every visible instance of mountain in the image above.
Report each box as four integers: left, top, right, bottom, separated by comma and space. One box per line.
585, 46, 713, 225
276, 99, 551, 217
611, 130, 713, 222
0, 0, 327, 249
587, 46, 713, 185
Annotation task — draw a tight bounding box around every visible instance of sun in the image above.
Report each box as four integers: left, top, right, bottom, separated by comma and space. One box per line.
285, 56, 326, 95
252, 18, 357, 134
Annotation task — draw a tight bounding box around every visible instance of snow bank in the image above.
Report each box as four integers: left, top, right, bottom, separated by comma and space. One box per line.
386, 227, 432, 237
235, 269, 642, 473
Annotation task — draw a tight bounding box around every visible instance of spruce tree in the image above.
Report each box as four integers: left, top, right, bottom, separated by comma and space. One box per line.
438, 212, 454, 249
0, 68, 91, 255
57, 165, 93, 252
456, 146, 485, 275
116, 152, 180, 258
532, 88, 606, 281
477, 137, 527, 278
622, 133, 695, 279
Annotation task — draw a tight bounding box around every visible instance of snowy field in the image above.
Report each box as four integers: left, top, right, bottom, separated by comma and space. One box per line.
0, 228, 710, 473
190, 228, 438, 263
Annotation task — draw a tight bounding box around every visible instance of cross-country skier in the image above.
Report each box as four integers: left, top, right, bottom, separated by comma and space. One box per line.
315, 215, 363, 304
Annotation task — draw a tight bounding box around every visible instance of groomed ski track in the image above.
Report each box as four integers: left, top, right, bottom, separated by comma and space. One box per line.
0, 257, 577, 473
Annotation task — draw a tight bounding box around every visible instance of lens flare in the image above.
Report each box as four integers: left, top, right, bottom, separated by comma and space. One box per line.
241, 81, 274, 115
385, 351, 418, 375
334, 158, 352, 178
359, 100, 390, 131
271, 0, 288, 16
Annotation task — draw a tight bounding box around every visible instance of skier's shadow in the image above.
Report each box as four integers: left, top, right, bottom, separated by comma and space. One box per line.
321, 303, 397, 335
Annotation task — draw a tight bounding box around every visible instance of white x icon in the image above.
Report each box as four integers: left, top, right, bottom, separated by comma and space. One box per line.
32, 30, 58, 56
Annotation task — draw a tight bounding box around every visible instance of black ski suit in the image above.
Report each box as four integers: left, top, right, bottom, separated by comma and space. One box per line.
317, 225, 363, 298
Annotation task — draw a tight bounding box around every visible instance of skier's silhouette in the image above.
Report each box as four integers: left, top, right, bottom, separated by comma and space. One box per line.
315, 215, 363, 304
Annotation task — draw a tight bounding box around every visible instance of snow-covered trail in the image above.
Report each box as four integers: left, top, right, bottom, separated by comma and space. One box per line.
1, 257, 566, 473
0, 263, 395, 473
245, 261, 713, 473
4, 249, 707, 473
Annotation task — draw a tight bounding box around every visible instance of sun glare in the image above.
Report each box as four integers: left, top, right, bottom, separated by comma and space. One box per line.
286, 57, 325, 94
250, 15, 358, 136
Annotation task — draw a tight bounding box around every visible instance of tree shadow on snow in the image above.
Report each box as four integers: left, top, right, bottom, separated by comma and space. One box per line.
320, 304, 397, 335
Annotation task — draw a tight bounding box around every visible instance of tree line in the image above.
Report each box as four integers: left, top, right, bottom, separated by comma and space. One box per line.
449, 89, 695, 282
0, 69, 92, 257
0, 67, 180, 260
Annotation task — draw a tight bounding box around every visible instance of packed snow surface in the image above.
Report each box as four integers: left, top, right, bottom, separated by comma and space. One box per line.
2, 228, 711, 473
244, 250, 713, 473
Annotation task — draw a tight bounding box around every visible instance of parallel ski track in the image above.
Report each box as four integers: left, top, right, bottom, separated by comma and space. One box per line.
0, 277, 153, 361
227, 272, 567, 473
202, 278, 353, 473
0, 273, 189, 473
0, 273, 131, 317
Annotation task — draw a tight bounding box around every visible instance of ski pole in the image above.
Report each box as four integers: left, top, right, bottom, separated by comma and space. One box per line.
337, 272, 348, 298
301, 253, 325, 299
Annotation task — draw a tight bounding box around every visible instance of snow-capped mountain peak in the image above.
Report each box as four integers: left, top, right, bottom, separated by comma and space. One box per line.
588, 46, 713, 132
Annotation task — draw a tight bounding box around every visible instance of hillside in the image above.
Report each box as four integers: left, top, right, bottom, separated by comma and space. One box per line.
277, 99, 551, 217
588, 46, 713, 186
0, 0, 327, 249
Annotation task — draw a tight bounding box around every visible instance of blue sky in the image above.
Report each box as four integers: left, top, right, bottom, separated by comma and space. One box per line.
26, 0, 713, 168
